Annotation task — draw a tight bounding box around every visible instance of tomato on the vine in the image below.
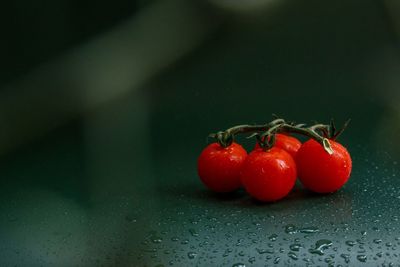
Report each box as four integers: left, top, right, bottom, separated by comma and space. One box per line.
296, 139, 352, 193
254, 133, 302, 159
197, 142, 247, 193
240, 147, 297, 202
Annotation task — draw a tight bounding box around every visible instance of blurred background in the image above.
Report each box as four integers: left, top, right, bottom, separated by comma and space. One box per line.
1, 0, 400, 266
1, 0, 400, 155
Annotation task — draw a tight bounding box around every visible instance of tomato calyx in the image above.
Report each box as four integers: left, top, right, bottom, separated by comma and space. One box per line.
208, 131, 234, 148
326, 118, 351, 140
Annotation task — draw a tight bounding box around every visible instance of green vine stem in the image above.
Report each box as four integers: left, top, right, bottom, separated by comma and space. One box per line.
266, 123, 333, 155
208, 118, 346, 155
208, 118, 285, 148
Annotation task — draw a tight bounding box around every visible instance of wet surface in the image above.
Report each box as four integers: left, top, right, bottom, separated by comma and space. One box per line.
0, 90, 399, 266
0, 128, 399, 266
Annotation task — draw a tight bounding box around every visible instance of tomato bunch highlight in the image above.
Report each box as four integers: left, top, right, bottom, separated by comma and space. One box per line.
197, 118, 352, 202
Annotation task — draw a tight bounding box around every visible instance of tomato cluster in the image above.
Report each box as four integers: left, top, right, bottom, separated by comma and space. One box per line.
197, 119, 352, 202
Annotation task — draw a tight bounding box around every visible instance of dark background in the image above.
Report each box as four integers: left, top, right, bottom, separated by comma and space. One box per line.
1, 0, 400, 266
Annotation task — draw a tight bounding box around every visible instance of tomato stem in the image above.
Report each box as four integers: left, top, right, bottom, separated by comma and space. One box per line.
209, 119, 285, 147
277, 124, 333, 154
209, 117, 349, 154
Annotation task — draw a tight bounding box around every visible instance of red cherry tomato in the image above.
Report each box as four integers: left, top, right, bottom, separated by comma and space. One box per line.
197, 142, 247, 193
254, 134, 302, 159
240, 147, 297, 202
296, 139, 352, 193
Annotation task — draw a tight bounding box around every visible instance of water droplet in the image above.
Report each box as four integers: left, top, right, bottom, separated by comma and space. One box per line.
187, 252, 197, 259
361, 230, 367, 236
189, 229, 199, 237
268, 234, 278, 241
223, 248, 233, 257
288, 252, 298, 260
299, 227, 319, 234
285, 224, 297, 234
345, 240, 356, 246
248, 257, 256, 264
357, 255, 367, 262
340, 253, 350, 263
152, 237, 163, 244
309, 239, 333, 255
232, 263, 245, 267
273, 257, 280, 264
289, 243, 302, 251
376, 252, 383, 257
373, 239, 382, 244
238, 251, 245, 256
256, 248, 274, 254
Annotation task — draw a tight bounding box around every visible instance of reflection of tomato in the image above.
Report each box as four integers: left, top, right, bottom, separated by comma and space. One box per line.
254, 134, 302, 159
197, 142, 247, 193
296, 139, 352, 193
240, 147, 297, 202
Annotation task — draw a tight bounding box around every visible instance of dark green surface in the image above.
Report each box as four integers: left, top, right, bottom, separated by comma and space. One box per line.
2, 0, 400, 266
2, 97, 400, 267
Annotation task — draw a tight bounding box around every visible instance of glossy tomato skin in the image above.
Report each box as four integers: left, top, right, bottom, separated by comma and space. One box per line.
197, 142, 247, 193
240, 147, 297, 202
296, 139, 352, 193
254, 134, 302, 159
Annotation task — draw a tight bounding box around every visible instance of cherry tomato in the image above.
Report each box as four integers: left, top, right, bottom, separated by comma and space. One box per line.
240, 147, 297, 202
296, 139, 352, 193
197, 142, 247, 193
254, 134, 302, 159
